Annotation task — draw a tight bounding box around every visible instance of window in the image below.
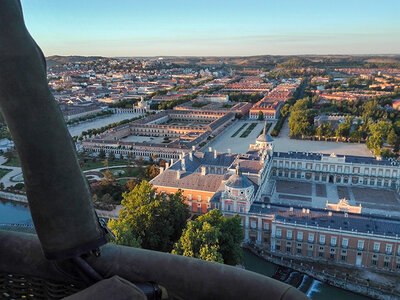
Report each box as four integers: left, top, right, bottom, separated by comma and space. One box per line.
386, 244, 392, 254
330, 253, 335, 259
357, 240, 364, 250
318, 251, 324, 257
297, 232, 303, 241
374, 242, 380, 252
372, 259, 377, 266
384, 261, 390, 268
319, 235, 325, 245
226, 203, 232, 211
287, 230, 292, 240
342, 238, 348, 248
239, 205, 244, 213
341, 255, 347, 262
331, 236, 337, 246
250, 221, 256, 229
297, 248, 302, 254
197, 195, 201, 201
276, 229, 282, 238
263, 223, 269, 231
286, 246, 291, 253
308, 233, 314, 243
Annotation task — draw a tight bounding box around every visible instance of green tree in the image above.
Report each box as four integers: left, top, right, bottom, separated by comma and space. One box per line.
280, 104, 290, 118
289, 110, 310, 138
258, 110, 264, 121
113, 181, 189, 252
109, 152, 116, 161
172, 209, 243, 265
108, 218, 142, 248
99, 149, 106, 159
367, 120, 392, 155
387, 128, 398, 147
315, 126, 324, 140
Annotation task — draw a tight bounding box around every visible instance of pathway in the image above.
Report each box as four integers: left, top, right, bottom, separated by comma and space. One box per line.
0, 156, 22, 188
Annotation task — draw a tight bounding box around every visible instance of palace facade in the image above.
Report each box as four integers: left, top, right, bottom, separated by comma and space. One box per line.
82, 109, 235, 160
149, 121, 400, 272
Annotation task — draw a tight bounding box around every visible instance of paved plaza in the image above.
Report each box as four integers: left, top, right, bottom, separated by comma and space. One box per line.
207, 120, 265, 154
208, 118, 373, 157
268, 179, 400, 216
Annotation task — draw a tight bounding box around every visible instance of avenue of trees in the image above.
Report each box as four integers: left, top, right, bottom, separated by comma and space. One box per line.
108, 181, 244, 265
287, 95, 400, 156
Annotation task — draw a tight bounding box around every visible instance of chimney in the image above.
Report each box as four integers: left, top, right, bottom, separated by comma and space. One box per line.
192, 146, 196, 151
228, 148, 231, 154
159, 167, 164, 174
165, 162, 169, 169
201, 166, 206, 176
176, 170, 181, 180
189, 152, 193, 161
208, 147, 212, 152
214, 149, 217, 159
181, 158, 186, 171
170, 158, 174, 165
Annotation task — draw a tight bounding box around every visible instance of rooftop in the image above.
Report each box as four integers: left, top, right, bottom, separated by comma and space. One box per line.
249, 203, 400, 238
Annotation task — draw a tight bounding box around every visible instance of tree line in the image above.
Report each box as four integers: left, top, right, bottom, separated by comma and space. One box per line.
108, 181, 243, 265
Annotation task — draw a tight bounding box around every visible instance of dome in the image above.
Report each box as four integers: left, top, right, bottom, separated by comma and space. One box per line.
225, 165, 253, 189
256, 121, 274, 143
256, 133, 274, 143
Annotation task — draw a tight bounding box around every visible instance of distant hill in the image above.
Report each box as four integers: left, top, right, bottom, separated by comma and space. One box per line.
45, 54, 400, 69
46, 55, 104, 67
154, 55, 400, 69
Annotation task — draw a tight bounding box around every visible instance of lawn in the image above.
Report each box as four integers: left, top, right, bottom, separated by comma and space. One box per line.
3, 156, 21, 167
258, 123, 272, 135
231, 123, 248, 137
0, 168, 11, 179
2, 154, 130, 171
101, 167, 140, 178
80, 158, 130, 171
240, 123, 257, 138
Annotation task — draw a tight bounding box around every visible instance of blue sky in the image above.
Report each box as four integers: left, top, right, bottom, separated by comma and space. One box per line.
20, 0, 400, 57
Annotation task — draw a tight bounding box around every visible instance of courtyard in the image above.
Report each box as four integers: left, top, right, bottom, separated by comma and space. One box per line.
207, 120, 265, 154
270, 179, 400, 216
120, 135, 167, 144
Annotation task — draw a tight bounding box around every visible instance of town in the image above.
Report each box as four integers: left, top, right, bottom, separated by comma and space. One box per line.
1, 55, 400, 299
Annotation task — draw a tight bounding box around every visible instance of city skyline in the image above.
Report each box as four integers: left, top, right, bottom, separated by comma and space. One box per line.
21, 0, 400, 57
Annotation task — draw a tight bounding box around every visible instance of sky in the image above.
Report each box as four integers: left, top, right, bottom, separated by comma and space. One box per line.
20, 0, 400, 57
